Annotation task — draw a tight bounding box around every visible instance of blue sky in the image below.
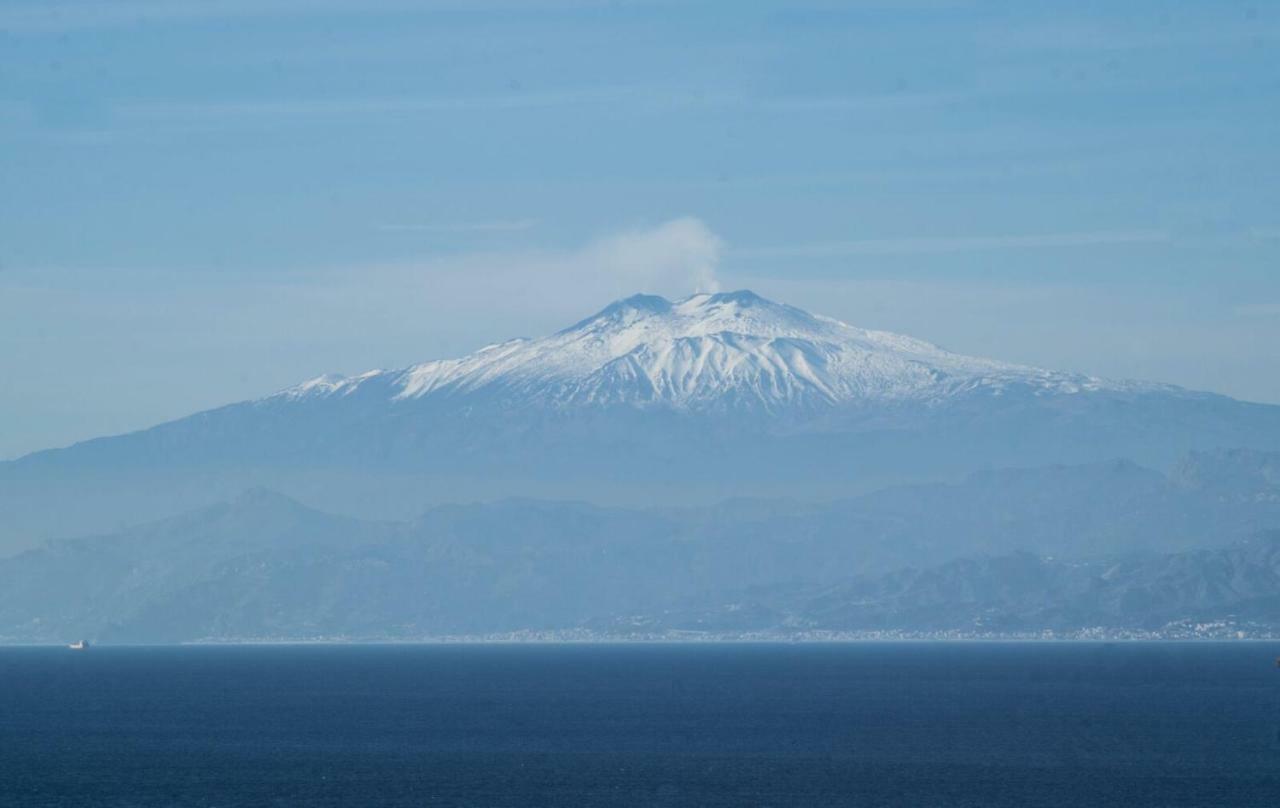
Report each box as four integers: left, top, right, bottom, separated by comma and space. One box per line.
2, 0, 1278, 458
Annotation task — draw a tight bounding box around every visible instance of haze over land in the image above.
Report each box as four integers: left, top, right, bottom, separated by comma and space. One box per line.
3, 451, 1279, 644
3, 292, 1280, 643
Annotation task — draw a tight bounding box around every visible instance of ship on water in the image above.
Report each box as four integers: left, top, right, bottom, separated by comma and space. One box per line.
68, 640, 89, 650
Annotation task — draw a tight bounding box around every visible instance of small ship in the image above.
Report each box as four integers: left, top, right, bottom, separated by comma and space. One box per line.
68, 640, 90, 651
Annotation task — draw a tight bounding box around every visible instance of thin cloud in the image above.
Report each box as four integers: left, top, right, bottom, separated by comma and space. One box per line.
326, 216, 725, 318
16, 91, 667, 143
34, 88, 971, 139
757, 91, 971, 112
734, 229, 1170, 259
1235, 303, 1280, 318
376, 220, 538, 234
118, 90, 643, 120
0, 0, 654, 32
48, 88, 716, 137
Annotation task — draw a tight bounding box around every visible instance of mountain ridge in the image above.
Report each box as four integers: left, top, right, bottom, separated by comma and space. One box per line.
4, 451, 1280, 643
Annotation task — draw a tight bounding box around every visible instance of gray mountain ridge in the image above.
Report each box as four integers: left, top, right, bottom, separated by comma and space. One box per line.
627, 532, 1280, 637
3, 450, 1278, 643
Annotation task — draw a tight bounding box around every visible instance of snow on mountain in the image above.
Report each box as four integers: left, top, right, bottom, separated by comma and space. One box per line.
272, 290, 1171, 415
7, 289, 1270, 554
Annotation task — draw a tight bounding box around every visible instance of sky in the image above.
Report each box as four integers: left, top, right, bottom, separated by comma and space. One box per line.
1, 0, 1278, 459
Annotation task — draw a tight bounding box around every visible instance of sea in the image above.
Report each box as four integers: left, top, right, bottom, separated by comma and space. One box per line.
2, 642, 1279, 807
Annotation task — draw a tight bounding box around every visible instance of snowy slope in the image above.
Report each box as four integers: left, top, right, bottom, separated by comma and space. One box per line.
272, 290, 1172, 415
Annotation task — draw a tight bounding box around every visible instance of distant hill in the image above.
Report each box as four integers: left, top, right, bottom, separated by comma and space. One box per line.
629, 532, 1280, 637
3, 451, 1279, 643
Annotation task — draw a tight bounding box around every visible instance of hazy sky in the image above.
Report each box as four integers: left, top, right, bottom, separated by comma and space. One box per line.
2, 0, 1278, 459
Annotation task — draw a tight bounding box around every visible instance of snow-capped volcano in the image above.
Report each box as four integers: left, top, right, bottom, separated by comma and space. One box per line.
5, 289, 1278, 552
275, 290, 1153, 415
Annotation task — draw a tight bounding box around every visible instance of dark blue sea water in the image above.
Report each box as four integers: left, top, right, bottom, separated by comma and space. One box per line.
2, 643, 1279, 807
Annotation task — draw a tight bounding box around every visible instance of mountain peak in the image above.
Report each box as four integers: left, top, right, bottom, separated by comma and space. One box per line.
272, 290, 1162, 414
601, 292, 674, 316
577, 289, 778, 326
688, 289, 765, 306
564, 293, 674, 333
